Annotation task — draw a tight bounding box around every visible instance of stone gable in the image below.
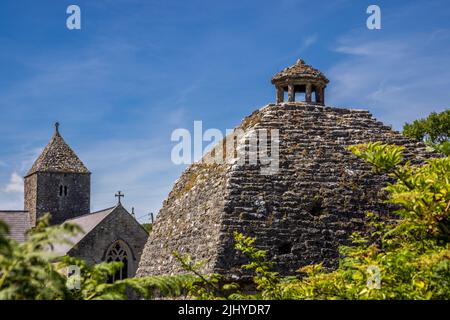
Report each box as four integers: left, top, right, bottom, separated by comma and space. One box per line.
68, 205, 149, 277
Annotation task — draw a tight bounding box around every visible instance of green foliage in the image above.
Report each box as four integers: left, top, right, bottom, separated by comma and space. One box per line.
176, 142, 450, 300
142, 223, 153, 233
172, 233, 297, 300
0, 214, 81, 299
403, 109, 450, 155
172, 252, 240, 299
233, 233, 286, 299
349, 142, 450, 241
432, 141, 450, 157
284, 142, 450, 299
0, 214, 194, 300
2, 140, 449, 300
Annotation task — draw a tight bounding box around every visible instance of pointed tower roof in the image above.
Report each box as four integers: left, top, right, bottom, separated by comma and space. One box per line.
26, 123, 90, 177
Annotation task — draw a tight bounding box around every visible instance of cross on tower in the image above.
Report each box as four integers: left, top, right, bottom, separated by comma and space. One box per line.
115, 191, 124, 204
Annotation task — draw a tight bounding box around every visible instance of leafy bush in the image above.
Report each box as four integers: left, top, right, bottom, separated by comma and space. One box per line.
284, 142, 450, 299
142, 223, 153, 233
177, 142, 450, 300
2, 141, 449, 300
403, 109, 450, 155
0, 214, 194, 300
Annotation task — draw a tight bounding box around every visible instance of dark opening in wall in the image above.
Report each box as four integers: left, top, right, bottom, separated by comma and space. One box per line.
310, 196, 323, 215
278, 242, 292, 255
59, 185, 68, 197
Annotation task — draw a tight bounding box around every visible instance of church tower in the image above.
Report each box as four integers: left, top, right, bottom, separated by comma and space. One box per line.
24, 123, 91, 226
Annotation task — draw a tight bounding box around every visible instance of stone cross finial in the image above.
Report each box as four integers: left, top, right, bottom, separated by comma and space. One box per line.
115, 191, 124, 204
55, 122, 60, 134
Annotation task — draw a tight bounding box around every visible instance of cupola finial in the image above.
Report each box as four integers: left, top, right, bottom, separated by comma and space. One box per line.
55, 122, 60, 134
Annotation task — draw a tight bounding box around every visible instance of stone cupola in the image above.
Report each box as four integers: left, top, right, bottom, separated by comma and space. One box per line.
272, 59, 329, 105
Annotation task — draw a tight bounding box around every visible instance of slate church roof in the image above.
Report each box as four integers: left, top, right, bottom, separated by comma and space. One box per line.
26, 123, 90, 177
0, 207, 118, 247
0, 211, 31, 243
52, 206, 117, 255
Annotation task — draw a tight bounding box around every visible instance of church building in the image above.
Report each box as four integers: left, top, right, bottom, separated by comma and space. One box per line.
0, 124, 148, 280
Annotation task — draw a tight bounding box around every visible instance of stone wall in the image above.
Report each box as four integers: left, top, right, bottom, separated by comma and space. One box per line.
68, 206, 148, 277
137, 163, 229, 275
24, 174, 37, 227
137, 103, 436, 278
25, 172, 91, 225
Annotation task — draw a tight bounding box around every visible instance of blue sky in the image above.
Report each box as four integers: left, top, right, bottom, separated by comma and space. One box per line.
0, 0, 449, 222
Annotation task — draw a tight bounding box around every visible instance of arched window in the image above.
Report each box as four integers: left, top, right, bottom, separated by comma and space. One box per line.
105, 241, 132, 283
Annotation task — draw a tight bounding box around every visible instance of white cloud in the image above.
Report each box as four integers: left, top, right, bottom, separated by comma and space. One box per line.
301, 34, 318, 51
327, 31, 450, 129
4, 172, 24, 194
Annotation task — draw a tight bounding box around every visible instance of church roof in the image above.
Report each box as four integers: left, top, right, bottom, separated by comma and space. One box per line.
271, 59, 329, 84
26, 123, 90, 177
0, 211, 30, 243
52, 206, 116, 255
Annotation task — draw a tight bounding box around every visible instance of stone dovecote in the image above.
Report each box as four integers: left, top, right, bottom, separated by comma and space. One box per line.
137, 59, 436, 278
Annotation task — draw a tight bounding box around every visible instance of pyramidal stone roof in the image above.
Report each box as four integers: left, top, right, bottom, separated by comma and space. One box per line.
137, 102, 436, 278
26, 123, 89, 177
272, 59, 329, 83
